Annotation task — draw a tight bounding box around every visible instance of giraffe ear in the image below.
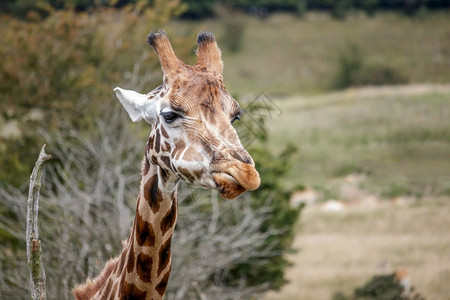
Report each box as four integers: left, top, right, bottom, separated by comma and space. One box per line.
195, 32, 223, 75
114, 87, 158, 124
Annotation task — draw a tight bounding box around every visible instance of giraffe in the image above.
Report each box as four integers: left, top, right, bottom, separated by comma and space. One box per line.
72, 30, 260, 299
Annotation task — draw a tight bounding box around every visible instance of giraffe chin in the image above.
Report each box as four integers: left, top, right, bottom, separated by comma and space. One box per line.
212, 172, 247, 200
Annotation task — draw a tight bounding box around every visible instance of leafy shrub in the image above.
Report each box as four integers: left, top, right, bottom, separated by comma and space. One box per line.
333, 44, 364, 89
331, 0, 352, 19
333, 273, 425, 300
332, 44, 408, 89
355, 61, 409, 86
222, 19, 245, 53
355, 274, 407, 299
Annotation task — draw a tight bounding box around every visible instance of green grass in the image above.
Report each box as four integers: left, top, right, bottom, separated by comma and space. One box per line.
168, 12, 450, 95
266, 87, 450, 198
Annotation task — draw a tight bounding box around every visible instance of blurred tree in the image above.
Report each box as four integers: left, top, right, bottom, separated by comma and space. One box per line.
2, 0, 449, 19
0, 1, 186, 187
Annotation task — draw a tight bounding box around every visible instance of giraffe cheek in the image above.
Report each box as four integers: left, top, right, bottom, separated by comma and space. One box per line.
182, 146, 204, 163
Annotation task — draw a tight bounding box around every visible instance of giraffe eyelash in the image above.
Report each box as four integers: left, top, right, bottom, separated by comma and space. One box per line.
160, 111, 182, 124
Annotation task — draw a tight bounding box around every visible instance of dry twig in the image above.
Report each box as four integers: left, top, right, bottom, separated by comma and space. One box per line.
26, 145, 52, 300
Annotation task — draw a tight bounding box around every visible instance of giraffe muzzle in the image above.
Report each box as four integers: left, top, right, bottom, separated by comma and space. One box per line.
212, 162, 260, 199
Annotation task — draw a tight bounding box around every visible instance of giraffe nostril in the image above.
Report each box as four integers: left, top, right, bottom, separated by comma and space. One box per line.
242, 156, 252, 165
231, 151, 252, 165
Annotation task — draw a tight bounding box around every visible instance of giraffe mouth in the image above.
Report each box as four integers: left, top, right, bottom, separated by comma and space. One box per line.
212, 172, 247, 199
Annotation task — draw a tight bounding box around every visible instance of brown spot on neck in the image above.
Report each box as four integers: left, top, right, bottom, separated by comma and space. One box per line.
143, 153, 151, 176
143, 175, 163, 214
135, 209, 156, 247
157, 238, 171, 277
160, 199, 177, 236
126, 240, 135, 273
136, 252, 153, 283
155, 130, 161, 153
160, 155, 172, 170
155, 265, 171, 296
121, 280, 147, 299
178, 166, 196, 183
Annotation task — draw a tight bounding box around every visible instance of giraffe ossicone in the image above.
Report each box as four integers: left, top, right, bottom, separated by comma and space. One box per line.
73, 29, 260, 300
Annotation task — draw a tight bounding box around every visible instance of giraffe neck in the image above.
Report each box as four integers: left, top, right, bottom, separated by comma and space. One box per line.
93, 156, 179, 299
130, 157, 179, 299
73, 150, 180, 300
122, 159, 179, 299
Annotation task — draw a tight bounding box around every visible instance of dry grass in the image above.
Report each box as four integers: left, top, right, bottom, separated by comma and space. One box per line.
265, 198, 450, 300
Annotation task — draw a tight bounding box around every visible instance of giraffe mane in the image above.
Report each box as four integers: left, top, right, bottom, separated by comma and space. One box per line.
72, 257, 118, 300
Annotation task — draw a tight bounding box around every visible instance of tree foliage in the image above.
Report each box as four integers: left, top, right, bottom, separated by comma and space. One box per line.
0, 1, 186, 187
181, 0, 449, 19
2, 0, 449, 20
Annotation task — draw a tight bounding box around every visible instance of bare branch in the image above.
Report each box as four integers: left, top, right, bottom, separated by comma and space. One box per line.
26, 145, 52, 300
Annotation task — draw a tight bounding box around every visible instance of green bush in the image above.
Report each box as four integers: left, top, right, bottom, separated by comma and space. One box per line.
355, 274, 407, 300
221, 16, 245, 53
331, 0, 352, 19
332, 44, 408, 89
333, 273, 426, 300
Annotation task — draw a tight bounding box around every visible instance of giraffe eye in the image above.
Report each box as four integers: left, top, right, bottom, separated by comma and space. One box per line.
231, 113, 240, 124
161, 111, 181, 124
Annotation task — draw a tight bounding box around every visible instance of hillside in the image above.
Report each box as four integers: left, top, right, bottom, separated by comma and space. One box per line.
264, 85, 450, 299
168, 12, 450, 95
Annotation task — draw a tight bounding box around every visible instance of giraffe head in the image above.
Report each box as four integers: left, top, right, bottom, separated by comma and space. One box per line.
114, 30, 260, 199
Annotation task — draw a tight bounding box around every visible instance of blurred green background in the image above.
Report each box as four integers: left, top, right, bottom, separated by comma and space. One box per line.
0, 0, 449, 299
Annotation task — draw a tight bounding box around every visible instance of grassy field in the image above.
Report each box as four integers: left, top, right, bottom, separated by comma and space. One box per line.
265, 197, 450, 300
265, 85, 450, 199
169, 12, 450, 95
262, 86, 450, 299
